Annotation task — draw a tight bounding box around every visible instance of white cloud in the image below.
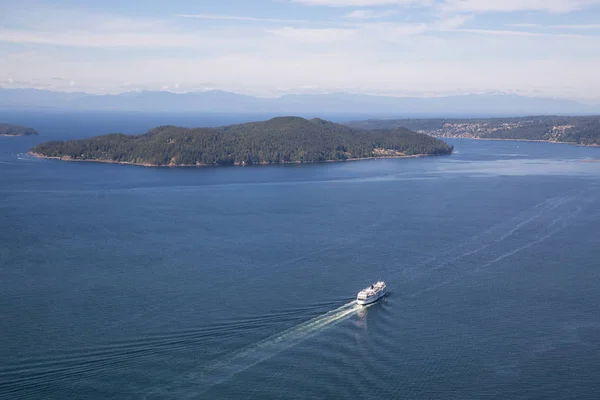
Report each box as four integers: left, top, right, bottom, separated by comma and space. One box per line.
440, 0, 600, 14
356, 14, 469, 38
176, 13, 314, 24
552, 24, 600, 29
293, 0, 600, 13
2, 7, 164, 33
4, 39, 600, 101
3, 3, 600, 101
0, 8, 262, 49
453, 28, 546, 36
292, 0, 431, 6
343, 9, 398, 19
506, 23, 541, 28
436, 14, 472, 29
0, 28, 215, 48
358, 21, 429, 36
508, 23, 600, 30
266, 27, 357, 42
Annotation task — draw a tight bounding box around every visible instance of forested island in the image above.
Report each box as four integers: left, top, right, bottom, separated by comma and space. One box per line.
30, 117, 453, 167
0, 123, 38, 136
347, 115, 600, 146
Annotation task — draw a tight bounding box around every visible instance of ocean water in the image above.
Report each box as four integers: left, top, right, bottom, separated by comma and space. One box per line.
1, 111, 600, 399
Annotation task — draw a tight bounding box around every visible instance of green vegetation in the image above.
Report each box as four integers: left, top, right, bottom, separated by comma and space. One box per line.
0, 123, 38, 136
347, 116, 600, 146
30, 117, 453, 166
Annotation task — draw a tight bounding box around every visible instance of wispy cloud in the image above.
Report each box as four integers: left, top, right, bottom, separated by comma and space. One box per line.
3, 1, 600, 101
0, 28, 215, 48
506, 23, 541, 28
351, 14, 470, 39
343, 9, 398, 19
176, 13, 314, 24
266, 27, 357, 43
292, 0, 431, 6
292, 0, 600, 13
0, 9, 259, 49
1, 7, 164, 32
507, 22, 600, 29
550, 23, 600, 29
440, 0, 600, 14
452, 28, 546, 36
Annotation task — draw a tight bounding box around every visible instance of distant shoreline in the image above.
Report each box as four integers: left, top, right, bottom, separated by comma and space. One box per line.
436, 136, 600, 148
0, 123, 39, 136
28, 152, 435, 168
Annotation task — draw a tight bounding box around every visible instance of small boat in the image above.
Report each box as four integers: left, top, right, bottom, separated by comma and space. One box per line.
356, 281, 387, 305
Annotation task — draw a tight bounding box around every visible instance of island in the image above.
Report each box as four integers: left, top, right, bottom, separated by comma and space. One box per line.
29, 117, 453, 167
0, 123, 38, 136
347, 115, 600, 146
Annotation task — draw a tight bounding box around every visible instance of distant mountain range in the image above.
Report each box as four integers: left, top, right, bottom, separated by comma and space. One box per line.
1, 88, 598, 117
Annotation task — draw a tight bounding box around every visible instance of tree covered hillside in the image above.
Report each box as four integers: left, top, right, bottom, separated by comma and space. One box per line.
0, 123, 38, 136
31, 117, 453, 166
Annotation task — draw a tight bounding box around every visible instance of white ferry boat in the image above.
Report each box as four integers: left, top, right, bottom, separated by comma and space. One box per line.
356, 281, 387, 305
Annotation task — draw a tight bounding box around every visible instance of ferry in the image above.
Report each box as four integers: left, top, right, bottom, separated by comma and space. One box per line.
356, 281, 387, 305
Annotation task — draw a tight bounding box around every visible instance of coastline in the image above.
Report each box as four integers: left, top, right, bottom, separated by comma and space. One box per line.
0, 134, 37, 137
436, 136, 599, 147
28, 151, 438, 168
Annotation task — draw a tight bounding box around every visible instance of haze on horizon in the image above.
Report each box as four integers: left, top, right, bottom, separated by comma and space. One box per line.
1, 0, 600, 102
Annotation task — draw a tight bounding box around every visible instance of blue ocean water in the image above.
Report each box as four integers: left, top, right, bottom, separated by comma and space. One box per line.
1, 111, 600, 399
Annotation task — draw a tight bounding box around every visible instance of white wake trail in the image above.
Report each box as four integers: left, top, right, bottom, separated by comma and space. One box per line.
406, 194, 577, 279
199, 301, 364, 388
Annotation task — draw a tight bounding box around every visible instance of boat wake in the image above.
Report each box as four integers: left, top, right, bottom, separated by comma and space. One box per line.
403, 193, 585, 299
198, 300, 364, 388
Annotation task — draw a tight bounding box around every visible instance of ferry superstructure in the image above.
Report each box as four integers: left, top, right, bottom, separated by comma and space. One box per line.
356, 281, 387, 305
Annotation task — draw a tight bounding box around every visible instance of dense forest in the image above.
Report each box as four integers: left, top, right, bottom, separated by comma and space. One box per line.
0, 123, 38, 136
30, 117, 453, 166
347, 115, 600, 146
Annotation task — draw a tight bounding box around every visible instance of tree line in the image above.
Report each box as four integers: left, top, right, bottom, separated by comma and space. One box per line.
0, 123, 38, 136
31, 117, 453, 166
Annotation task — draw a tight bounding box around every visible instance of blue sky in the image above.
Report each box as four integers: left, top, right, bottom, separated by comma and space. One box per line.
1, 0, 600, 101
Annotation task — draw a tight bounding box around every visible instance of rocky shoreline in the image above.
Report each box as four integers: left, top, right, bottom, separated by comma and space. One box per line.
28, 151, 432, 168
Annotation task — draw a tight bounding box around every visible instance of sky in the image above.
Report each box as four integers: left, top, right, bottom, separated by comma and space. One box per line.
1, 0, 600, 101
